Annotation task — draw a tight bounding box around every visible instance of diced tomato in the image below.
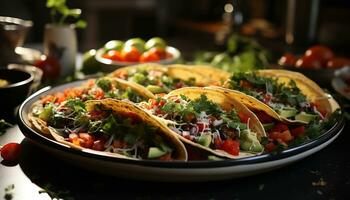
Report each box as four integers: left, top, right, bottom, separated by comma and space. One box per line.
175, 82, 184, 89
255, 111, 274, 123
197, 122, 208, 132
115, 71, 128, 80
265, 142, 276, 152
113, 140, 125, 148
124, 112, 142, 124
89, 110, 104, 119
91, 88, 104, 99
158, 153, 172, 161
237, 112, 250, 123
41, 95, 55, 104
269, 130, 293, 143
184, 113, 195, 122
290, 126, 305, 137
214, 137, 223, 148
92, 140, 106, 151
271, 123, 289, 132
220, 139, 240, 156
240, 80, 253, 89
262, 93, 272, 104
183, 134, 192, 141
78, 133, 94, 148
55, 93, 66, 104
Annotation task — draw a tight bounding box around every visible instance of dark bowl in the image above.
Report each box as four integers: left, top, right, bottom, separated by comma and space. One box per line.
0, 68, 34, 120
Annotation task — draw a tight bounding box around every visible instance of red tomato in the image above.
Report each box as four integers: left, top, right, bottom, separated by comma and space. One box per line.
158, 153, 172, 161
184, 113, 195, 122
115, 71, 128, 80
278, 53, 297, 66
305, 45, 334, 65
92, 140, 106, 151
103, 50, 123, 61
121, 46, 141, 62
237, 112, 250, 123
220, 139, 240, 156
78, 133, 94, 148
139, 51, 160, 62
148, 47, 166, 59
295, 54, 322, 69
34, 56, 60, 80
255, 111, 274, 123
265, 142, 276, 152
1, 143, 21, 162
197, 122, 208, 132
269, 130, 293, 143
327, 57, 350, 69
271, 123, 289, 132
290, 126, 305, 137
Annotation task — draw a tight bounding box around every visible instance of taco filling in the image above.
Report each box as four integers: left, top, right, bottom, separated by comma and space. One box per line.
226, 72, 324, 123
32, 98, 178, 160
142, 94, 264, 156
254, 109, 339, 152
112, 68, 196, 94
40, 78, 149, 106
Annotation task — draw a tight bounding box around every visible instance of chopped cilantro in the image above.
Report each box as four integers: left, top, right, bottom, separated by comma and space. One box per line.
96, 78, 112, 92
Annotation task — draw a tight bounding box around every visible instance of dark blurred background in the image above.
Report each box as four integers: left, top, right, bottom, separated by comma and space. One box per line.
1, 0, 350, 57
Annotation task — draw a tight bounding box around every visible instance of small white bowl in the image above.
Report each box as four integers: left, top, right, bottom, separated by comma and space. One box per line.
95, 46, 181, 72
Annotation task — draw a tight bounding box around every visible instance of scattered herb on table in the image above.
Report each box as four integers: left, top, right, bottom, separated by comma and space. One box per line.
4, 184, 14, 200
0, 119, 13, 136
39, 183, 74, 200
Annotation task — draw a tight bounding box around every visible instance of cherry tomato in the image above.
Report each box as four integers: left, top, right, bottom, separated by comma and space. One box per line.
295, 54, 322, 69
102, 50, 123, 61
220, 139, 240, 156
305, 45, 334, 65
327, 57, 350, 69
278, 53, 297, 66
148, 47, 166, 59
290, 126, 305, 137
121, 46, 141, 62
1, 143, 21, 162
34, 56, 60, 80
139, 51, 160, 62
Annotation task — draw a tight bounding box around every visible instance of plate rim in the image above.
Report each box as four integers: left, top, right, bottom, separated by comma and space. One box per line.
18, 80, 345, 169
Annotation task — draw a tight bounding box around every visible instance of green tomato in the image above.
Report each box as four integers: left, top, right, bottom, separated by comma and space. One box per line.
81, 49, 101, 74
145, 37, 167, 50
104, 40, 124, 51
124, 38, 145, 53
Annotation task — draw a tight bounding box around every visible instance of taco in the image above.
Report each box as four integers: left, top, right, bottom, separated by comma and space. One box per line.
167, 64, 231, 85
139, 87, 266, 159
38, 77, 155, 107
29, 98, 187, 161
108, 63, 212, 94
222, 70, 335, 124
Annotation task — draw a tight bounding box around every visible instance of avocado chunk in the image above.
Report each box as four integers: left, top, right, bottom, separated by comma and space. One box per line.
208, 155, 224, 161
146, 85, 166, 94
295, 112, 318, 123
39, 104, 54, 121
240, 129, 263, 152
278, 108, 298, 118
148, 147, 167, 159
197, 133, 212, 147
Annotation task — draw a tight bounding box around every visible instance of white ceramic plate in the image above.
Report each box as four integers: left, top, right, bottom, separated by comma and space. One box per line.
18, 80, 345, 182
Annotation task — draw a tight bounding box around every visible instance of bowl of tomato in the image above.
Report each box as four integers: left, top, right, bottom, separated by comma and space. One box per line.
95, 37, 181, 72
277, 45, 350, 87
